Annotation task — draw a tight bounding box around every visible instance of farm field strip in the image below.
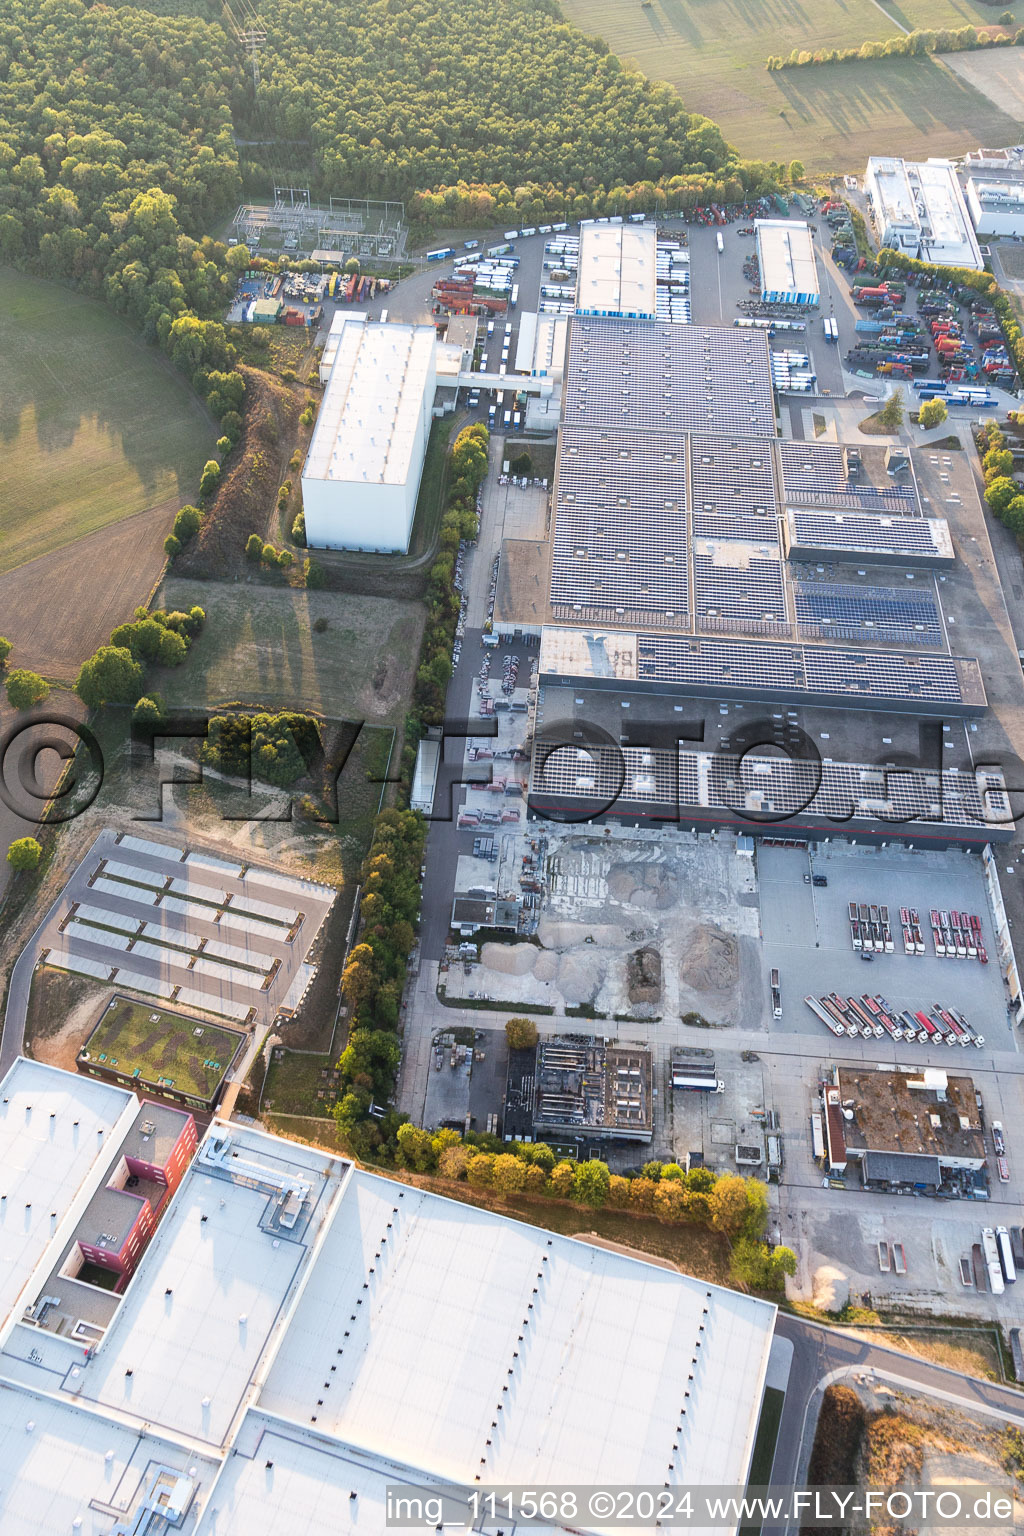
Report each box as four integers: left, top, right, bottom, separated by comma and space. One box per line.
558, 0, 1024, 169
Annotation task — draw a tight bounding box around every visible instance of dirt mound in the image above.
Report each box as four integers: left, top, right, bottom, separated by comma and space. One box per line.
606, 861, 678, 909
628, 946, 662, 1005
480, 942, 536, 975
533, 950, 559, 982
178, 365, 301, 576
679, 924, 738, 992
556, 951, 606, 1004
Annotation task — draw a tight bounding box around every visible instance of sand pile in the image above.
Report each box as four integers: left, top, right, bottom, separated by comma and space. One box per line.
533, 951, 559, 982
812, 1265, 850, 1314
557, 951, 606, 1003
679, 924, 738, 992
480, 942, 537, 975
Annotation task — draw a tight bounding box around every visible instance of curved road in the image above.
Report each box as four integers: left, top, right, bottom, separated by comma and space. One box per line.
767, 1312, 1024, 1534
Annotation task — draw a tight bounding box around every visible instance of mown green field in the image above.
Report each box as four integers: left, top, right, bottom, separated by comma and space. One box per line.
157, 577, 425, 729
0, 270, 214, 575
557, 0, 1024, 172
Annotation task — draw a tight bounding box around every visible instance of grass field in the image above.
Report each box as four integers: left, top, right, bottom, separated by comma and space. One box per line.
0, 269, 214, 576
557, 0, 1024, 171
80, 995, 245, 1102
157, 578, 425, 728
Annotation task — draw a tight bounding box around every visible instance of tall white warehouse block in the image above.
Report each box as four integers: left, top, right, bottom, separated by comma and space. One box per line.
302, 316, 438, 554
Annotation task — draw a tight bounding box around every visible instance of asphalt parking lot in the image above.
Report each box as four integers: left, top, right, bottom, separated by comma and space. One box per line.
757, 842, 1015, 1052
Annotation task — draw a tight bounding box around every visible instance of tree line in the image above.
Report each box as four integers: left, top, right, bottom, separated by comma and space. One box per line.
976, 419, 1024, 541
236, 0, 782, 216
0, 0, 249, 414
767, 24, 1023, 69
375, 1121, 796, 1292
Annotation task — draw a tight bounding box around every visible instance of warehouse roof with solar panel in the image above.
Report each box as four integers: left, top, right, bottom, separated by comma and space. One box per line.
491, 313, 1024, 843
0, 1074, 778, 1535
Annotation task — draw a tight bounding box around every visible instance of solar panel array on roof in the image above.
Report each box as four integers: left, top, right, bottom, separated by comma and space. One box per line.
529, 740, 996, 831
691, 509, 780, 543
693, 547, 790, 636
630, 633, 983, 711
786, 509, 953, 563
690, 435, 777, 517
794, 580, 942, 646
551, 425, 689, 624
779, 441, 919, 513
564, 318, 775, 436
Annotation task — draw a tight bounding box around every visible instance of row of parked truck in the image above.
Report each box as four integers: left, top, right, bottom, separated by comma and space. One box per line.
846, 901, 987, 962
805, 992, 985, 1047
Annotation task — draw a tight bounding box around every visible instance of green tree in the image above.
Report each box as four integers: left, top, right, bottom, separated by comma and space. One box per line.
292, 512, 307, 547
173, 504, 202, 544
708, 1174, 750, 1236
1003, 496, 1024, 538
917, 396, 947, 430
75, 646, 144, 708
628, 1176, 657, 1212
986, 476, 1019, 518
7, 837, 42, 872
524, 1163, 547, 1194
787, 159, 805, 183
396, 1122, 436, 1171
199, 459, 221, 499
5, 669, 49, 709
304, 558, 327, 589
156, 629, 188, 667
530, 1142, 556, 1172
492, 1152, 528, 1195
607, 1174, 630, 1208
740, 1176, 769, 1238
914, 399, 951, 430
0, 637, 11, 670
875, 389, 904, 431
466, 1151, 495, 1187
246, 533, 264, 561
132, 694, 165, 724
984, 447, 1014, 480
572, 1158, 611, 1208
506, 1016, 539, 1050
549, 1160, 575, 1198
653, 1179, 686, 1223
164, 534, 181, 558
439, 1143, 470, 1180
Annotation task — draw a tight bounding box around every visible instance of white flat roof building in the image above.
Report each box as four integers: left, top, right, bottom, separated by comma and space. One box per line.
965, 174, 1024, 238
317, 308, 369, 382
0, 1096, 778, 1536
0, 1062, 137, 1343
754, 220, 820, 306
864, 157, 983, 270
576, 223, 657, 319
259, 1169, 773, 1496
303, 316, 438, 553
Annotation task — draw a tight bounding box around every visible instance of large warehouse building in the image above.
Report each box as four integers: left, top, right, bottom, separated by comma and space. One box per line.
482, 310, 1020, 848
965, 172, 1024, 239
0, 1060, 778, 1536
864, 156, 983, 269
755, 219, 820, 306
575, 220, 658, 319
302, 314, 438, 553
